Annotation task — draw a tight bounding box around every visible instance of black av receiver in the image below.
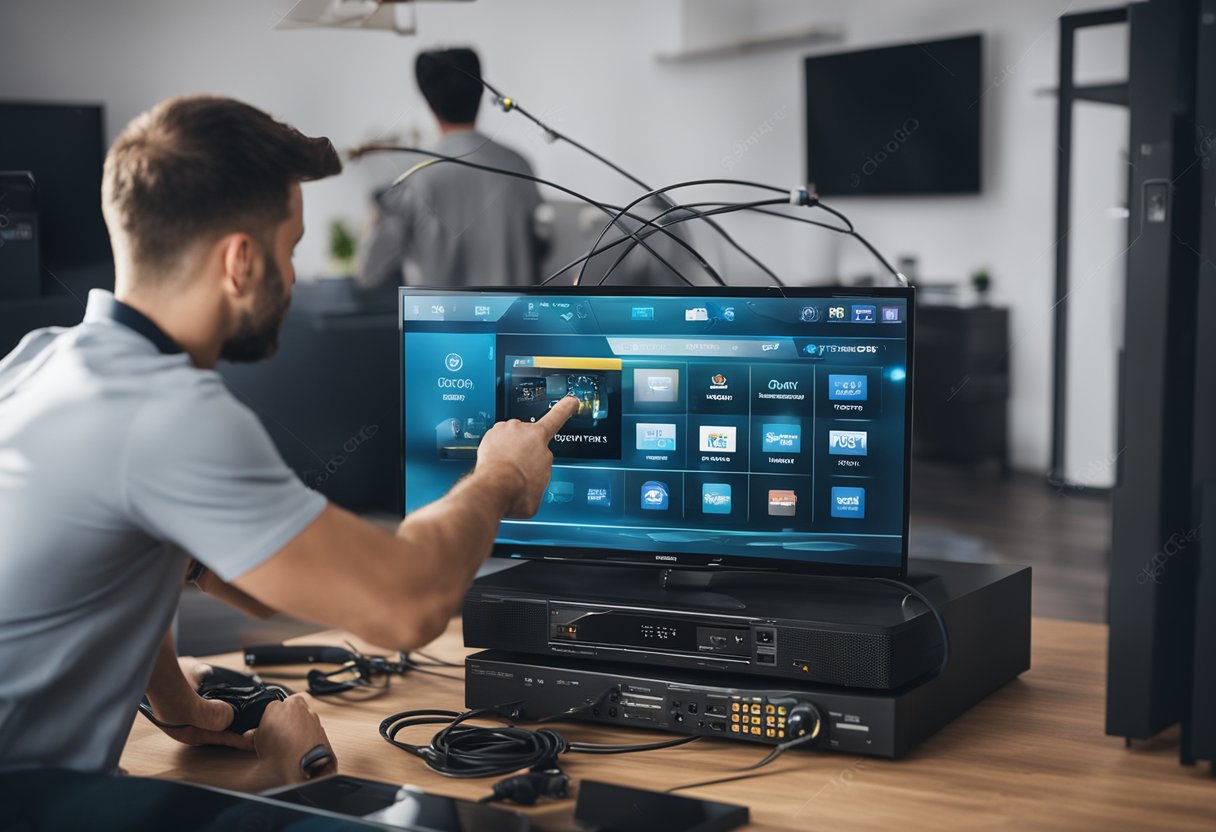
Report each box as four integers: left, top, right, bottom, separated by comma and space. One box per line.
464, 559, 1027, 690
466, 614, 1028, 759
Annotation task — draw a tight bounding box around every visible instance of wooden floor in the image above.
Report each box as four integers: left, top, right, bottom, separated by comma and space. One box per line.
178, 461, 1112, 654
908, 460, 1111, 623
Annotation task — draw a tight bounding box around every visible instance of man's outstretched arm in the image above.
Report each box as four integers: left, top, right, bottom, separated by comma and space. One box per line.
232, 396, 579, 651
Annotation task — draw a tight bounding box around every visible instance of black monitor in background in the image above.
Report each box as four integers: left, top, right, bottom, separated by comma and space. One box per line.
0, 101, 111, 280
804, 34, 983, 196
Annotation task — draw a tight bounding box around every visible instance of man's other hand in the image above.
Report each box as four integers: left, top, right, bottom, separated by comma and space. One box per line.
254, 694, 336, 785
146, 658, 254, 751
475, 394, 579, 518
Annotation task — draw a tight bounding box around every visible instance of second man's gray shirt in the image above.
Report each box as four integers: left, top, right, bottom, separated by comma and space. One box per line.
357, 130, 544, 288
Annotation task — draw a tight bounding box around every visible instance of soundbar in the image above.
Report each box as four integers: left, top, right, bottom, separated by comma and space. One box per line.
464, 559, 1028, 690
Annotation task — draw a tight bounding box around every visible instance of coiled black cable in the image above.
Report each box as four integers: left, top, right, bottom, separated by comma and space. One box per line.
379, 696, 701, 779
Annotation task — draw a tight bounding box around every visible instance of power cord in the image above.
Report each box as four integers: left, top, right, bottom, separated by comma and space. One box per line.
665, 730, 822, 793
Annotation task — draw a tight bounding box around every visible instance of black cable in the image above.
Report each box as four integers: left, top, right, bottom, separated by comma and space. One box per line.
580, 179, 906, 288
350, 144, 705, 286
410, 650, 462, 668
596, 198, 789, 287
608, 193, 904, 287
379, 697, 701, 779
137, 700, 194, 731
485, 103, 785, 285
665, 731, 822, 794
397, 661, 463, 682
812, 201, 854, 233
770, 574, 948, 677
577, 178, 790, 286
746, 205, 908, 286
871, 577, 950, 676
541, 199, 851, 284
433, 57, 785, 285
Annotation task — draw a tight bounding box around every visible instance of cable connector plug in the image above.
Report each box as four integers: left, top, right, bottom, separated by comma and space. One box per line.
481, 769, 570, 806
790, 185, 819, 206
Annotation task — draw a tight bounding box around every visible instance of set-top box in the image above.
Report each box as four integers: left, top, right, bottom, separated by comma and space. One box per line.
464, 559, 1026, 690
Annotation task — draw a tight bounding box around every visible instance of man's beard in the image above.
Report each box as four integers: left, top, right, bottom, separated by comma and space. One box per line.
220, 251, 290, 363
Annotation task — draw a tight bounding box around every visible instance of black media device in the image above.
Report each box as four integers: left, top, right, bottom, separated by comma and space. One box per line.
401, 286, 915, 579
803, 35, 983, 196
464, 558, 1021, 690
0, 102, 110, 280
462, 559, 1026, 720
0, 171, 40, 299
466, 558, 1028, 759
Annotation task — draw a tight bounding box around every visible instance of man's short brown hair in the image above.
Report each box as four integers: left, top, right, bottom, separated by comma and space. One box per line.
102, 95, 341, 270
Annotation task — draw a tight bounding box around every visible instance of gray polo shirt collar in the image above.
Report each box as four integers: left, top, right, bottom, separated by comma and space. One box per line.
84, 290, 184, 356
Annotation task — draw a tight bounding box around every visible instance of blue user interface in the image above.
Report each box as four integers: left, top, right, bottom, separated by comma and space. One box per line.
401, 292, 910, 570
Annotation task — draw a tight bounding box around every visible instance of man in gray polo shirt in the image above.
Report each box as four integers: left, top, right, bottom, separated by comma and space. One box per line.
0, 95, 574, 781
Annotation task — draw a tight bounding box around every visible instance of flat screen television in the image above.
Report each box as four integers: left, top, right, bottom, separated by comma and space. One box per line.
400, 286, 914, 578
804, 34, 983, 196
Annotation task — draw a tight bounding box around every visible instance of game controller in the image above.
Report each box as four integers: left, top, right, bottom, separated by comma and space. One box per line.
138, 666, 289, 733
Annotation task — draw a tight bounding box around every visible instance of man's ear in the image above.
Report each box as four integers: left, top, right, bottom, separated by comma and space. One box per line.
218, 232, 256, 299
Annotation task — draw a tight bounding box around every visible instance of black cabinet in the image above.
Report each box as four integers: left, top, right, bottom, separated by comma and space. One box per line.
912, 304, 1009, 469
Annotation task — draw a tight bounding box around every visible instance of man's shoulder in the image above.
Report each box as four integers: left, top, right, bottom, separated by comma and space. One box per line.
435, 131, 536, 175
479, 136, 535, 175
0, 326, 69, 379
1, 319, 230, 415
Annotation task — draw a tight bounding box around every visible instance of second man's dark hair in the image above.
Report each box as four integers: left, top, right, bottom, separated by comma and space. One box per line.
415, 47, 484, 125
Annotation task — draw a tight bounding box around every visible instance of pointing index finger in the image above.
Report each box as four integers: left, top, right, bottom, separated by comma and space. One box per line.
536, 395, 580, 440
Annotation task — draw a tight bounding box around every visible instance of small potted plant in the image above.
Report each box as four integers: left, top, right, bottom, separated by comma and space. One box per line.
328, 219, 357, 277
971, 268, 991, 305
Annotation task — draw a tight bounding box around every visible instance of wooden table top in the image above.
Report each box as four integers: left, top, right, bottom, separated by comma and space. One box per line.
120, 617, 1214, 831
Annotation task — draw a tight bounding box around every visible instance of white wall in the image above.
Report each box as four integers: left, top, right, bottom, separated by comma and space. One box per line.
0, 0, 1124, 471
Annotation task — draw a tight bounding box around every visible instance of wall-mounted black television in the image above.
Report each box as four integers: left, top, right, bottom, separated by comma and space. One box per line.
804, 34, 983, 196
0, 101, 110, 273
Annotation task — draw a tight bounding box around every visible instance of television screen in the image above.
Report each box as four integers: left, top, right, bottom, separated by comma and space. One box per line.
400, 286, 914, 577
804, 34, 982, 196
